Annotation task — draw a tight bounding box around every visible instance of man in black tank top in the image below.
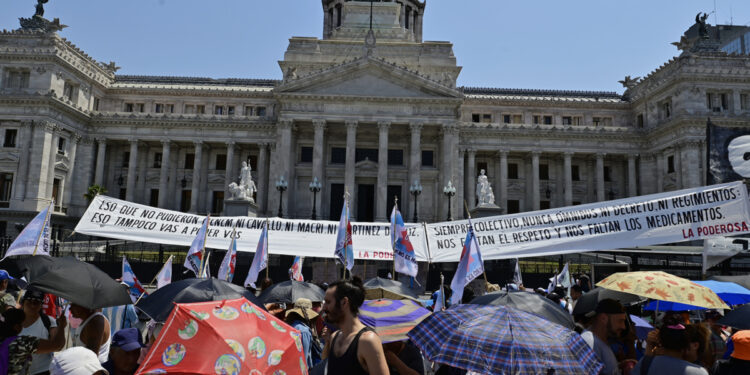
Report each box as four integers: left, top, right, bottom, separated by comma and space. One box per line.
322, 278, 389, 375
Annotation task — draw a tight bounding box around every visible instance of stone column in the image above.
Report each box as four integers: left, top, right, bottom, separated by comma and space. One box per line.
408, 122, 422, 203
441, 124, 457, 219
733, 89, 742, 115
596, 153, 605, 201
25, 122, 54, 206
700, 141, 707, 186
531, 151, 540, 211
455, 147, 464, 219
158, 140, 172, 208
223, 141, 235, 199
61, 135, 79, 210
257, 143, 269, 214
189, 141, 203, 213
674, 144, 683, 189
46, 130, 60, 201
278, 120, 294, 217
136, 144, 149, 203
376, 121, 390, 221
345, 121, 357, 195
656, 152, 665, 193
125, 139, 139, 202
466, 149, 476, 209
564, 152, 573, 206
94, 138, 107, 186
13, 121, 32, 201
627, 154, 637, 197
498, 151, 508, 210
312, 120, 326, 216
71, 138, 95, 213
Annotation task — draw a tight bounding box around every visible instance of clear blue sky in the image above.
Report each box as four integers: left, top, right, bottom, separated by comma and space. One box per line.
3, 0, 749, 93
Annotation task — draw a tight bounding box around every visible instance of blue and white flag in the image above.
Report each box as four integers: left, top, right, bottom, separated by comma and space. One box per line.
218, 230, 237, 282
155, 256, 172, 289
3, 202, 52, 259
513, 258, 523, 286
433, 274, 446, 312
390, 204, 418, 277
184, 215, 209, 277
290, 256, 304, 282
450, 218, 485, 305
122, 256, 147, 303
244, 222, 268, 288
334, 199, 354, 271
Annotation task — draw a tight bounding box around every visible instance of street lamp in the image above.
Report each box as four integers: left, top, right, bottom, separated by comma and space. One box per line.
443, 180, 456, 221
309, 177, 322, 220
275, 175, 288, 218
409, 180, 422, 222
116, 168, 124, 187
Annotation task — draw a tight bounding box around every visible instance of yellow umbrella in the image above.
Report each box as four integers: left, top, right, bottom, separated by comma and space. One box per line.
596, 271, 729, 310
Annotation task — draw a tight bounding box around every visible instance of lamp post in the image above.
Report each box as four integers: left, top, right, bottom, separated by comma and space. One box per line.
409, 180, 422, 222
309, 177, 322, 220
275, 175, 288, 218
443, 180, 456, 221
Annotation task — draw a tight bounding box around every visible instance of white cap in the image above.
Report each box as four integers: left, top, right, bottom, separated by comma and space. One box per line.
50, 347, 108, 375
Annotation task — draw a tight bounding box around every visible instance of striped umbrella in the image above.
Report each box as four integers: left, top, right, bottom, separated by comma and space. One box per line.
359, 299, 431, 343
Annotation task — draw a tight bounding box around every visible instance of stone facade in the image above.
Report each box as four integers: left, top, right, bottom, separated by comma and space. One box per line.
0, 1, 749, 237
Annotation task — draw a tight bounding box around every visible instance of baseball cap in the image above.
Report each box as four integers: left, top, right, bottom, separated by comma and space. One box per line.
731, 330, 750, 361
0, 270, 14, 281
111, 328, 144, 352
21, 288, 45, 302
50, 347, 108, 375
595, 299, 625, 314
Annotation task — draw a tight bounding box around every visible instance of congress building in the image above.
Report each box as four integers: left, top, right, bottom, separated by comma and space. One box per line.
1, 1, 749, 238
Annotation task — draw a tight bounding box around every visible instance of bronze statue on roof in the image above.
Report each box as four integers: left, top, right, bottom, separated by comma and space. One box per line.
696, 12, 709, 39
34, 0, 49, 18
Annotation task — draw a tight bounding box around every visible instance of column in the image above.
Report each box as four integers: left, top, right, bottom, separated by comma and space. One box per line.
733, 89, 742, 115
345, 121, 357, 194
46, 130, 60, 201
456, 146, 464, 219
441, 124, 457, 219
189, 141, 203, 213
700, 141, 707, 185
26, 122, 54, 206
158, 140, 172, 208
627, 154, 637, 196
466, 149, 476, 209
277, 120, 294, 217
596, 153, 605, 201
531, 152, 540, 211
408, 122, 422, 198
498, 151, 508, 211
71, 138, 95, 213
136, 143, 149, 203
94, 138, 107, 186
312, 120, 326, 217
61, 135, 79, 210
13, 121, 32, 201
223, 141, 235, 199
257, 143, 269, 214
656, 152, 665, 193
376, 121, 390, 221
125, 139, 138, 202
564, 152, 573, 206
674, 144, 683, 189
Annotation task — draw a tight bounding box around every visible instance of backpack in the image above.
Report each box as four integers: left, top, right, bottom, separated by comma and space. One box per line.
0, 335, 18, 375
39, 312, 51, 331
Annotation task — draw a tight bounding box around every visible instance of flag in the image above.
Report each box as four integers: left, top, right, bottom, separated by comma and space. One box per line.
558, 262, 572, 288
3, 202, 52, 259
703, 237, 746, 274
122, 256, 146, 303
334, 199, 354, 271
449, 218, 485, 305
155, 256, 173, 289
547, 271, 558, 294
390, 204, 418, 277
184, 215, 209, 277
289, 256, 304, 282
433, 274, 446, 312
513, 258, 523, 286
218, 231, 238, 282
244, 221, 268, 288
706, 118, 750, 184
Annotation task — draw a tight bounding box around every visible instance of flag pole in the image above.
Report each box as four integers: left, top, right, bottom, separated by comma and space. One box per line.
32, 201, 53, 256
463, 200, 489, 285
197, 215, 210, 278
391, 196, 398, 280
265, 218, 270, 280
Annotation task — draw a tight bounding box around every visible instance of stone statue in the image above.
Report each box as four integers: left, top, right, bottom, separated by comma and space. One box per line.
476, 169, 495, 206
234, 161, 256, 202
227, 182, 247, 200
618, 75, 640, 90
696, 12, 709, 39
35, 0, 48, 18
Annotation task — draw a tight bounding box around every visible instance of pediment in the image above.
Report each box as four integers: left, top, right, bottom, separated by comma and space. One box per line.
355, 159, 378, 169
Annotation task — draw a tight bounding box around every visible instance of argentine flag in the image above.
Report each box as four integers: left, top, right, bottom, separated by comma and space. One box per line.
450, 218, 485, 305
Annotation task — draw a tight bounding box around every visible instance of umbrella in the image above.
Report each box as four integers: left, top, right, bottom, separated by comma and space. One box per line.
17, 255, 131, 309
629, 315, 654, 340
469, 290, 575, 330
710, 275, 750, 291
363, 277, 419, 300
408, 304, 603, 375
596, 271, 729, 310
572, 287, 644, 316
137, 277, 263, 322
137, 298, 306, 375
359, 299, 431, 343
258, 280, 325, 304
643, 300, 706, 311
643, 280, 750, 311
718, 304, 750, 330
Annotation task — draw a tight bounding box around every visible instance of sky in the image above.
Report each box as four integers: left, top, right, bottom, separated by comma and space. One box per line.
2, 0, 750, 93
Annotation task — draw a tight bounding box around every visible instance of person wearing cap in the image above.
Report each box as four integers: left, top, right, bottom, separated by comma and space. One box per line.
580, 299, 628, 375
49, 347, 108, 375
285, 298, 318, 369
712, 330, 750, 374
102, 328, 143, 375
0, 270, 17, 311
21, 288, 60, 375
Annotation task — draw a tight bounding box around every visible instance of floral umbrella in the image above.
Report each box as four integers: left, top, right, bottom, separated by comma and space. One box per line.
136, 298, 306, 375
596, 271, 728, 310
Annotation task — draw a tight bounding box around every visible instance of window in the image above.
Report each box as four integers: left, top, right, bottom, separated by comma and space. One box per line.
56, 138, 66, 155
507, 200, 520, 214
661, 100, 672, 119
215, 154, 227, 170
571, 165, 580, 181
513, 114, 523, 124
482, 114, 492, 123
52, 178, 61, 211
3, 129, 17, 148
502, 114, 522, 124
421, 150, 434, 167
93, 97, 100, 111
741, 94, 748, 110
604, 166, 612, 182
472, 114, 480, 123
124, 103, 134, 112
503, 114, 511, 124
471, 113, 491, 123
214, 106, 224, 115
256, 107, 266, 117
388, 149, 403, 166
355, 148, 378, 162
245, 106, 254, 116
508, 163, 519, 179
62, 82, 77, 102
707, 93, 729, 112
335, 3, 342, 27
533, 115, 541, 125
184, 153, 195, 169
3, 69, 29, 89
180, 190, 191, 212
593, 117, 601, 127
562, 116, 572, 125
212, 191, 225, 214
227, 106, 235, 116
196, 105, 205, 114
119, 188, 126, 200
153, 153, 162, 168
149, 189, 159, 207
331, 147, 346, 164
667, 155, 675, 174
154, 103, 164, 113
122, 152, 130, 168
543, 116, 553, 125
0, 173, 12, 208
540, 201, 551, 210
636, 114, 644, 128
539, 164, 549, 180
300, 147, 313, 163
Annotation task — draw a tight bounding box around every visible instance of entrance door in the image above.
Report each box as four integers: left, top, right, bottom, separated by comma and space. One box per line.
329, 184, 344, 220
357, 184, 375, 222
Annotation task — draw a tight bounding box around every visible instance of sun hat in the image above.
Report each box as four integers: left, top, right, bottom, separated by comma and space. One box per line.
285, 297, 319, 321
50, 347, 108, 375
731, 330, 750, 361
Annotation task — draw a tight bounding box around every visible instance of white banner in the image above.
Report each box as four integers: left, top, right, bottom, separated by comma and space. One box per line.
426, 181, 750, 262
75, 195, 429, 261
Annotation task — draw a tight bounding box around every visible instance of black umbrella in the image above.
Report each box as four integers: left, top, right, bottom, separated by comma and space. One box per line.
363, 277, 420, 300
136, 277, 263, 322
258, 280, 325, 304
572, 287, 644, 316
17, 256, 131, 310
710, 275, 750, 291
718, 303, 750, 330
469, 290, 575, 330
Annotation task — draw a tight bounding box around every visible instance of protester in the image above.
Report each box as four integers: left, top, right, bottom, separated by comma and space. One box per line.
632, 323, 708, 375
0, 307, 67, 375
102, 328, 143, 375
100, 304, 138, 337
20, 288, 59, 375
285, 298, 318, 369
69, 304, 111, 363
580, 299, 627, 375
322, 277, 389, 374
684, 323, 711, 369
703, 310, 728, 363
712, 330, 750, 375
570, 284, 583, 310
382, 340, 424, 375
49, 347, 108, 375
0, 270, 17, 311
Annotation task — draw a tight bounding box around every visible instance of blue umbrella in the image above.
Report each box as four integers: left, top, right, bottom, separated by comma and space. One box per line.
629, 315, 654, 340
407, 304, 603, 375
644, 279, 750, 311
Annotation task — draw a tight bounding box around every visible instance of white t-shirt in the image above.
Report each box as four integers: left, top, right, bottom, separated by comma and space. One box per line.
20, 314, 57, 375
